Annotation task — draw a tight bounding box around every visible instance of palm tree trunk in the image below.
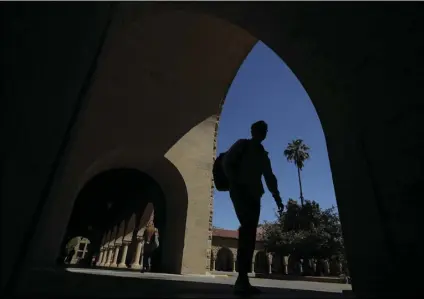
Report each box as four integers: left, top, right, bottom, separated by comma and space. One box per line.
297, 166, 304, 206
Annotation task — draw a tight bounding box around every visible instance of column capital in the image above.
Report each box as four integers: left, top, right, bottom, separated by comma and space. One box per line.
211, 247, 219, 257
268, 253, 273, 263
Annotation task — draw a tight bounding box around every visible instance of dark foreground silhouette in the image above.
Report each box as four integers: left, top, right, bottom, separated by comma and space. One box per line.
17, 267, 351, 298
216, 120, 284, 295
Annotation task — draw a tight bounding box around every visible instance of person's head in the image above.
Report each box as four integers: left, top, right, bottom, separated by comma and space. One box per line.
250, 120, 268, 142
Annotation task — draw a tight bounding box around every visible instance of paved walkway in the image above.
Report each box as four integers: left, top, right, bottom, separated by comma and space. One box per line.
210, 270, 346, 284
18, 267, 353, 298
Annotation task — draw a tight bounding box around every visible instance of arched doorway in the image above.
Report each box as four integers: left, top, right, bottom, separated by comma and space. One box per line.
60, 236, 91, 266
59, 168, 166, 272
215, 247, 234, 272
254, 251, 268, 274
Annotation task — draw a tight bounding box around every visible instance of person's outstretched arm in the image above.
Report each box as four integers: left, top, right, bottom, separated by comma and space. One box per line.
263, 152, 284, 211
222, 139, 246, 182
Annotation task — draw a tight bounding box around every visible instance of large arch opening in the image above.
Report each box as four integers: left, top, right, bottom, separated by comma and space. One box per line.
254, 251, 269, 274
58, 168, 167, 272
211, 38, 342, 278
215, 247, 234, 272
13, 6, 375, 289
3, 3, 422, 297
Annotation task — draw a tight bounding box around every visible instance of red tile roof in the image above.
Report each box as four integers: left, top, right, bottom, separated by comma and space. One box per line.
212, 227, 264, 241
212, 228, 238, 239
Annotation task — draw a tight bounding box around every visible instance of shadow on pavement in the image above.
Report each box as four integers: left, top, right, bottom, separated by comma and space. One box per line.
17, 267, 349, 298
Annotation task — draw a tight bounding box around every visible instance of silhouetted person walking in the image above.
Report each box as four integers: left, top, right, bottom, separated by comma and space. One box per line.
222, 120, 284, 295
142, 224, 159, 273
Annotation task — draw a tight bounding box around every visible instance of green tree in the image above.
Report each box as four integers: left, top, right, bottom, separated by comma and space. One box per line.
284, 139, 310, 206
262, 198, 306, 257
262, 200, 346, 271
317, 206, 345, 260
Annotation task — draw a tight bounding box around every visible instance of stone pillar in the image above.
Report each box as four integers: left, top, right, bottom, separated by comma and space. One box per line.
99, 248, 107, 266
324, 260, 330, 275
96, 250, 104, 266
212, 259, 216, 271
299, 259, 304, 275
130, 239, 143, 269
233, 260, 236, 272
69, 247, 78, 264
102, 248, 110, 266
110, 246, 120, 267
104, 248, 113, 267
283, 256, 289, 275
268, 254, 273, 275
118, 243, 129, 268
251, 260, 255, 275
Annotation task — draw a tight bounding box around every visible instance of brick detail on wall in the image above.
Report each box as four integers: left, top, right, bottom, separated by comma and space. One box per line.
206, 112, 221, 271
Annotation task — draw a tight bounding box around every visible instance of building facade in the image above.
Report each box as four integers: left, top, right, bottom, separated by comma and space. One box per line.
66, 220, 343, 278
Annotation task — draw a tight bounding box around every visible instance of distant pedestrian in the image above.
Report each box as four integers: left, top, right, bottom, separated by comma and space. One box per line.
142, 224, 159, 272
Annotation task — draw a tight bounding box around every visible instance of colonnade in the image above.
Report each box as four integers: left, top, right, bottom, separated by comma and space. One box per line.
95, 209, 157, 270
210, 247, 273, 274
210, 247, 346, 276
96, 238, 145, 269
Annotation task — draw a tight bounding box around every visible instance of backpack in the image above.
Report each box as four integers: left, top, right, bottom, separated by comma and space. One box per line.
213, 152, 229, 191
213, 139, 249, 192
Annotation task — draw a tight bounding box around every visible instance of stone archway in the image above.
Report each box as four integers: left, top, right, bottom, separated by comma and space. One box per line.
61, 236, 91, 266
254, 251, 268, 274
215, 247, 234, 272
2, 2, 423, 296
59, 168, 167, 270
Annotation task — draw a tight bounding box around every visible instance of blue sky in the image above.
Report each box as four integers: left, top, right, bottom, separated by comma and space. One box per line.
213, 41, 337, 230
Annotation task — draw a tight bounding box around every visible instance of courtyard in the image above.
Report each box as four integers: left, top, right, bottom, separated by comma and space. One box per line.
18, 267, 352, 298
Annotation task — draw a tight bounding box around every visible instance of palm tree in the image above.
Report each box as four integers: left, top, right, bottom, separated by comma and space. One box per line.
284, 139, 310, 206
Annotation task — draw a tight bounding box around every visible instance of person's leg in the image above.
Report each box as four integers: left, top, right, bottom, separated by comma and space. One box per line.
230, 188, 261, 294
146, 253, 151, 271
230, 189, 248, 277
141, 253, 147, 272
147, 253, 152, 272
145, 251, 152, 272
150, 248, 159, 272
244, 216, 259, 273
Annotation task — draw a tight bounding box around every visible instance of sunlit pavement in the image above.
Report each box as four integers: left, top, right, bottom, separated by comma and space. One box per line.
19, 267, 353, 298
